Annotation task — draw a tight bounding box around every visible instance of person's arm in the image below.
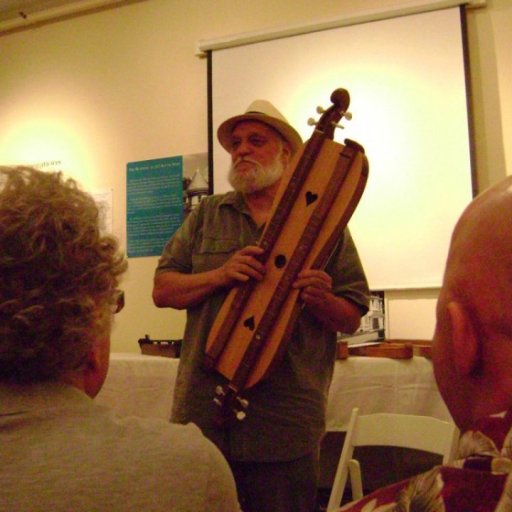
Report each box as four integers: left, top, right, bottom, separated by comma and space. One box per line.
152, 245, 265, 310
293, 269, 362, 334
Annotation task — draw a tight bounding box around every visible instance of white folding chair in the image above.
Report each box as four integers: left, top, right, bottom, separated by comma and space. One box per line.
326, 407, 459, 511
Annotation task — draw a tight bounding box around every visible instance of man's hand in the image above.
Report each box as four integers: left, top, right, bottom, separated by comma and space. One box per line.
293, 269, 333, 307
153, 245, 266, 310
293, 268, 361, 333
218, 245, 266, 287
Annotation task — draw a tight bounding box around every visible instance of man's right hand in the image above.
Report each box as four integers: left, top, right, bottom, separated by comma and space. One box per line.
217, 245, 266, 287
153, 245, 266, 310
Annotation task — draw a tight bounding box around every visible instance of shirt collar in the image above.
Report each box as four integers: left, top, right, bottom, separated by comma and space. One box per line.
218, 190, 251, 216
0, 381, 89, 415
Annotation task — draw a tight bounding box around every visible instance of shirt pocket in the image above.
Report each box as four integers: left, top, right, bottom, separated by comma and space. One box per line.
192, 237, 241, 273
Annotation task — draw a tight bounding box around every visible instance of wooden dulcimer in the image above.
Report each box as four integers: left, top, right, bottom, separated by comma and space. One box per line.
204, 88, 369, 425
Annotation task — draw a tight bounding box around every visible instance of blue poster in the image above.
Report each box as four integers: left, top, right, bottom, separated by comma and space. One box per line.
127, 156, 183, 258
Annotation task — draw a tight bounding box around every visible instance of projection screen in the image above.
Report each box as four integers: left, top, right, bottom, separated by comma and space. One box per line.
208, 6, 473, 290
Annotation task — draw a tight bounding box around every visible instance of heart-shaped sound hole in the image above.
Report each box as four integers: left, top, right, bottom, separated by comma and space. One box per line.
305, 191, 318, 205
243, 316, 255, 331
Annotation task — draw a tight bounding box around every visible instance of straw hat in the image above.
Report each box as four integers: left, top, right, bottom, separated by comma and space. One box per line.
217, 100, 303, 154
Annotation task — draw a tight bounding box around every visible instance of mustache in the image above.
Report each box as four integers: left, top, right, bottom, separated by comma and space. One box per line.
232, 157, 260, 168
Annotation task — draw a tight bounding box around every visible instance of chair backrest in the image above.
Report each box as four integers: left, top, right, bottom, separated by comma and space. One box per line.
326, 407, 459, 511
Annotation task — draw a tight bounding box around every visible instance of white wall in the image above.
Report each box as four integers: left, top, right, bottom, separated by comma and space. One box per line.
1, 0, 511, 351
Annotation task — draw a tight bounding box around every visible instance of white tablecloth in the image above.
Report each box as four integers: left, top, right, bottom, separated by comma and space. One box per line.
96, 353, 451, 429
326, 357, 452, 431
96, 352, 178, 420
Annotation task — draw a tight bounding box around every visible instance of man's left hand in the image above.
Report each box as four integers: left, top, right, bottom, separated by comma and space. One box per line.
293, 269, 333, 307
292, 268, 361, 333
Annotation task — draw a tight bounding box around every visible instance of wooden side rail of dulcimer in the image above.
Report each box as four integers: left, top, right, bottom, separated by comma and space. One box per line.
204, 88, 369, 425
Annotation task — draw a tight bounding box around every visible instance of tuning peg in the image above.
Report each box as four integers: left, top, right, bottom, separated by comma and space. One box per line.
213, 385, 225, 406
309, 111, 352, 129
233, 396, 249, 421
316, 105, 352, 119
332, 111, 352, 130
237, 397, 249, 409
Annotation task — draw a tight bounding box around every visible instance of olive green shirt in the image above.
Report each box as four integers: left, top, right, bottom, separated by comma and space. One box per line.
155, 191, 369, 462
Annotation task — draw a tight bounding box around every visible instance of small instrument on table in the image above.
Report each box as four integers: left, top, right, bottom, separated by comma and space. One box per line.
204, 89, 369, 425
348, 342, 413, 359
337, 339, 433, 360
138, 335, 182, 358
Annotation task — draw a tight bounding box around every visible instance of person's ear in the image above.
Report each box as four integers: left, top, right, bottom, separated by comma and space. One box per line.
447, 301, 480, 375
281, 142, 292, 165
82, 335, 110, 398
81, 349, 101, 396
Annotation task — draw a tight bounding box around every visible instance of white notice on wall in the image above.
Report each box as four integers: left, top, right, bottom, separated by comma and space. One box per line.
91, 189, 113, 234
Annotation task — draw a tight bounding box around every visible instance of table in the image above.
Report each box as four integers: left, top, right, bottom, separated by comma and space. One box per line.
96, 353, 452, 427
326, 356, 452, 430
96, 352, 178, 420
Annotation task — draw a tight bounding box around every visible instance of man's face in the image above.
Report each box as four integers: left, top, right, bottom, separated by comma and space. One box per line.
228, 121, 291, 194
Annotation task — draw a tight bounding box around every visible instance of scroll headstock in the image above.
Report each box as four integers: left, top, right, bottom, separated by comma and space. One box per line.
308, 88, 352, 139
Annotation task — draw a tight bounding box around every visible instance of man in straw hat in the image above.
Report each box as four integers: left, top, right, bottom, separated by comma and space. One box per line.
153, 100, 370, 511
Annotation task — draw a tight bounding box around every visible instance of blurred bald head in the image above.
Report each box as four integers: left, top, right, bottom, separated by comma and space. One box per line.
433, 175, 512, 430
443, 176, 512, 330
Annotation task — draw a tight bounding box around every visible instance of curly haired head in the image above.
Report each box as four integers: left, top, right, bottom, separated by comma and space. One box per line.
0, 166, 127, 383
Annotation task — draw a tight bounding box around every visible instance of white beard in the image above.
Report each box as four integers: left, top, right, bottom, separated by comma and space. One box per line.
228, 155, 284, 194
